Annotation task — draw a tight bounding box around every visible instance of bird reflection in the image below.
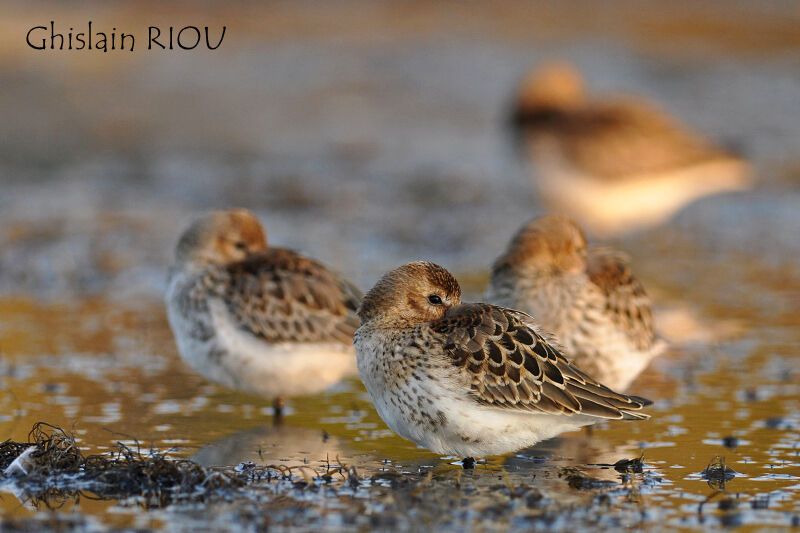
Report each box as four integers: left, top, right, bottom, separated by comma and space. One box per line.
191, 423, 359, 469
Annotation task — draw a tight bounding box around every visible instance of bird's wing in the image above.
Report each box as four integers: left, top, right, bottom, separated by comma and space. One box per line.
586, 247, 658, 351
430, 303, 650, 419
556, 99, 736, 179
210, 248, 361, 345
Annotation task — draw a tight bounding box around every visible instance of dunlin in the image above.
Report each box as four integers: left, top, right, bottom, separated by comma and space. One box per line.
487, 214, 665, 391
511, 62, 751, 236
355, 261, 650, 465
165, 209, 361, 416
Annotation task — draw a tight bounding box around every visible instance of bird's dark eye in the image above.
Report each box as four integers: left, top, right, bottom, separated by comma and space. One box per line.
428, 294, 443, 305
234, 241, 248, 251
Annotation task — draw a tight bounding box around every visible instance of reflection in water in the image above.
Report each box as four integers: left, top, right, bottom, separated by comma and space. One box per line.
0, 482, 90, 514
508, 432, 649, 484
191, 423, 359, 470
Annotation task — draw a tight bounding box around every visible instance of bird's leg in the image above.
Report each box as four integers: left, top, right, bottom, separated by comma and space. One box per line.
273, 396, 285, 424
462, 457, 476, 469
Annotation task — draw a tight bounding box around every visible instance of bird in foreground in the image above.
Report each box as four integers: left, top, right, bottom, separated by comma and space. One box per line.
165, 209, 362, 418
487, 214, 666, 391
510, 62, 752, 236
355, 261, 650, 467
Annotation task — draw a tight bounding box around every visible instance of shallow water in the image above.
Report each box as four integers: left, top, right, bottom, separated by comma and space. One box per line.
1, 249, 799, 530
1, 1, 800, 531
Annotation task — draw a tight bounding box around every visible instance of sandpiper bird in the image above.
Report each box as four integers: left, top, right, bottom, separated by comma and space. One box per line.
355, 261, 650, 466
165, 209, 362, 417
486, 214, 666, 391
510, 62, 752, 236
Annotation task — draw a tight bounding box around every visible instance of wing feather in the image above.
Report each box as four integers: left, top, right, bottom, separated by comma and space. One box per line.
586, 247, 659, 351
210, 248, 361, 345
431, 303, 649, 420
556, 100, 737, 180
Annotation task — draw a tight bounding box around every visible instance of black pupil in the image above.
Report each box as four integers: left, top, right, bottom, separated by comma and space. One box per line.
428, 295, 442, 305
235, 242, 247, 250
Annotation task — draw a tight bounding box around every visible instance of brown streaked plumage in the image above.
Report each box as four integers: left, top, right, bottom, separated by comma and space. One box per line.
511, 62, 752, 236
487, 214, 665, 391
434, 302, 650, 419
165, 209, 361, 415
215, 249, 361, 346
358, 260, 461, 326
491, 213, 587, 275
175, 208, 269, 266
355, 261, 650, 461
586, 248, 657, 352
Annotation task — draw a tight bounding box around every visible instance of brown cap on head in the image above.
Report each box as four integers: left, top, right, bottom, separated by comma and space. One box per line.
492, 214, 587, 276
358, 262, 462, 327
516, 61, 585, 113
175, 208, 268, 266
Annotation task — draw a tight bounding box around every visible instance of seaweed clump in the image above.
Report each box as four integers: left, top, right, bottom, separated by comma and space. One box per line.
590, 453, 646, 474
1, 422, 83, 476
700, 456, 737, 490
612, 455, 644, 474
0, 422, 288, 509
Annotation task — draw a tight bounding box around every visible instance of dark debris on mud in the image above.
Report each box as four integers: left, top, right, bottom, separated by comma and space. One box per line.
0, 422, 346, 510
700, 455, 737, 490
559, 467, 618, 491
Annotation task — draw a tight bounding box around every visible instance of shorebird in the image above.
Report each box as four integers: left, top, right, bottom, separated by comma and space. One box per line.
511, 62, 752, 236
355, 261, 650, 467
486, 214, 666, 391
165, 209, 362, 418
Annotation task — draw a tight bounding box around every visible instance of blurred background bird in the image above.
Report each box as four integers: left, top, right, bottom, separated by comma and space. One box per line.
510, 61, 753, 237
486, 214, 665, 391
165, 209, 362, 420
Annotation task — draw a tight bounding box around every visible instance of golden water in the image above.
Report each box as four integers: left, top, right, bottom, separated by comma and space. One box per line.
0, 249, 798, 528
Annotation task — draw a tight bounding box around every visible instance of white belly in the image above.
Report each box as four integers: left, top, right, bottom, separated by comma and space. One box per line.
356, 330, 596, 457
532, 147, 751, 236
166, 281, 356, 398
